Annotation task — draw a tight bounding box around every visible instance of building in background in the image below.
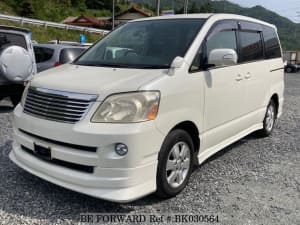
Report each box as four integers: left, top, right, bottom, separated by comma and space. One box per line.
62, 5, 151, 30
113, 5, 151, 27
63, 15, 110, 29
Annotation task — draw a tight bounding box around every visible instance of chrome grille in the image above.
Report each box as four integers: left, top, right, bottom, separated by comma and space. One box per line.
24, 87, 98, 123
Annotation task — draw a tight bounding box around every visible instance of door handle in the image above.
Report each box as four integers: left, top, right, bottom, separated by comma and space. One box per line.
235, 74, 243, 81
245, 72, 251, 79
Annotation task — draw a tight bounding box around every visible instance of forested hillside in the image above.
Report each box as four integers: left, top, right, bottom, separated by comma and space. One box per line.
1, 0, 130, 21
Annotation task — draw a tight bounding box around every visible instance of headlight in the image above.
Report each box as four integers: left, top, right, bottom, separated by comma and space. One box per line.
20, 82, 30, 107
91, 91, 160, 123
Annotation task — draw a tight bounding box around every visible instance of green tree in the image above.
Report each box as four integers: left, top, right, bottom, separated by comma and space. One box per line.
190, 2, 200, 13
20, 0, 34, 18
103, 0, 112, 10
86, 0, 103, 9
199, 2, 212, 13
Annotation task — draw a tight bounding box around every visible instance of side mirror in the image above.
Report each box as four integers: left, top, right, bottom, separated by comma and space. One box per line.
208, 49, 238, 68
168, 56, 184, 76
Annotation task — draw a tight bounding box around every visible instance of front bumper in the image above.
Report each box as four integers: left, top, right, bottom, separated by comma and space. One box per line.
10, 104, 165, 202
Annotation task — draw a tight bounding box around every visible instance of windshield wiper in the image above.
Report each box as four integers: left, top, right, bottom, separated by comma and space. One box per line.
138, 65, 169, 69
75, 62, 130, 68
75, 62, 169, 69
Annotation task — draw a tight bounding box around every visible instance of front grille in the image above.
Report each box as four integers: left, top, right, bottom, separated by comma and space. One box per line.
23, 87, 98, 123
21, 145, 94, 174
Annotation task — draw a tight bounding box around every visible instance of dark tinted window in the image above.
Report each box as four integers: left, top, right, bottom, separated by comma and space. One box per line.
34, 47, 54, 63
240, 31, 263, 62
263, 26, 281, 59
59, 48, 85, 64
0, 32, 27, 50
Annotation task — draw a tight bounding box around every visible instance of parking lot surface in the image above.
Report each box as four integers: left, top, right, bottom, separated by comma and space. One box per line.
0, 74, 299, 225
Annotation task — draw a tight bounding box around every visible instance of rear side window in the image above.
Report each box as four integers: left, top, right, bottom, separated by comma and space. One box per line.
0, 32, 27, 50
240, 31, 264, 62
34, 47, 54, 63
262, 26, 281, 59
59, 48, 85, 64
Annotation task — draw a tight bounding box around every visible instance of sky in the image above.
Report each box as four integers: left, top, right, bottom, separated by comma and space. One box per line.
228, 0, 300, 22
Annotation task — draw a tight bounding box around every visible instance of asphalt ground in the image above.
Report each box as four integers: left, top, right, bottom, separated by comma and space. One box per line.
0, 73, 299, 225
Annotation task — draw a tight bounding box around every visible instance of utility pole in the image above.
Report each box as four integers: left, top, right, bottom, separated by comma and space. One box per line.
156, 0, 160, 16
112, 0, 115, 30
184, 0, 189, 14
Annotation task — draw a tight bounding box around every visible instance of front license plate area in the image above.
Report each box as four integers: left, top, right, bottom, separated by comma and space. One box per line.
34, 143, 51, 160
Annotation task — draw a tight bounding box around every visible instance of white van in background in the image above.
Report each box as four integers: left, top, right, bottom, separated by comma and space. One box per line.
10, 14, 284, 202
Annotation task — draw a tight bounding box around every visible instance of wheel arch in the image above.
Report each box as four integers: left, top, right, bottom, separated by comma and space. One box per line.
270, 93, 279, 118
169, 121, 200, 164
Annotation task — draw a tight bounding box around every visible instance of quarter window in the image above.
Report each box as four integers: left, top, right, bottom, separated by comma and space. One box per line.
240, 31, 264, 62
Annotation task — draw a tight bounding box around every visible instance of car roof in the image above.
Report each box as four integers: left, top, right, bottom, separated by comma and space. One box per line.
0, 25, 31, 34
130, 13, 275, 29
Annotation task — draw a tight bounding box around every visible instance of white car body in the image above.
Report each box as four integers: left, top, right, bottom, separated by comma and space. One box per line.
10, 14, 284, 202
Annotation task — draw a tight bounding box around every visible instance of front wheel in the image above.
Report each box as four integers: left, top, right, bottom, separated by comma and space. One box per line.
156, 129, 194, 198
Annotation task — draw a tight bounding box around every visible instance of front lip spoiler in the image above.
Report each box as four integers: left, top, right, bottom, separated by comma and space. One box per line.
9, 150, 157, 203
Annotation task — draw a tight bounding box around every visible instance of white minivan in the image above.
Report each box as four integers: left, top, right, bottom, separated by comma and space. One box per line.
10, 14, 284, 202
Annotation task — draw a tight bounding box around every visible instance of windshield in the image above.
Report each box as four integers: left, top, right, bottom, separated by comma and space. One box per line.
75, 19, 205, 69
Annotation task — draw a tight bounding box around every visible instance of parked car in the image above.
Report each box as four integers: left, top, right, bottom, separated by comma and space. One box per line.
33, 44, 86, 72
10, 14, 284, 202
0, 26, 36, 106
284, 63, 300, 73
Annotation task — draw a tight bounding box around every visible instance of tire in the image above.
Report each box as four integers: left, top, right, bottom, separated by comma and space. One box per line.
10, 94, 22, 107
156, 129, 194, 198
285, 67, 292, 73
258, 100, 277, 137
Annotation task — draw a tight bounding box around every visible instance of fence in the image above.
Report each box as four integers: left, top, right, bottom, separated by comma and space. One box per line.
0, 14, 110, 35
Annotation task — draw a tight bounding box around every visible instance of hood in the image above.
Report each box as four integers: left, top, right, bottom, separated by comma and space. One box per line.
31, 64, 164, 101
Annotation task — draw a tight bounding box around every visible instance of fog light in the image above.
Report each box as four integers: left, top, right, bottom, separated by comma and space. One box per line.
115, 143, 128, 156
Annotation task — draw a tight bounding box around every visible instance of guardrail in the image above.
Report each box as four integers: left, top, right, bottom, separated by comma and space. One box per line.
0, 14, 110, 35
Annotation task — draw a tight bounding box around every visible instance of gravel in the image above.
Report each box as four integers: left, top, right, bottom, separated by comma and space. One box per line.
0, 74, 299, 225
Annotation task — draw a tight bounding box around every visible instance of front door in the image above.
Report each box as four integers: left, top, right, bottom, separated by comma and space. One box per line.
191, 21, 246, 150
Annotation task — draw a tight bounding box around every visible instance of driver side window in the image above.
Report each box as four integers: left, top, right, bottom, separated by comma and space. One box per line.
206, 30, 237, 58
190, 22, 238, 72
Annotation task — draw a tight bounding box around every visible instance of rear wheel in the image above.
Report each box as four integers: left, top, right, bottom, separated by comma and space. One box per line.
258, 100, 277, 137
285, 67, 293, 73
156, 129, 194, 198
